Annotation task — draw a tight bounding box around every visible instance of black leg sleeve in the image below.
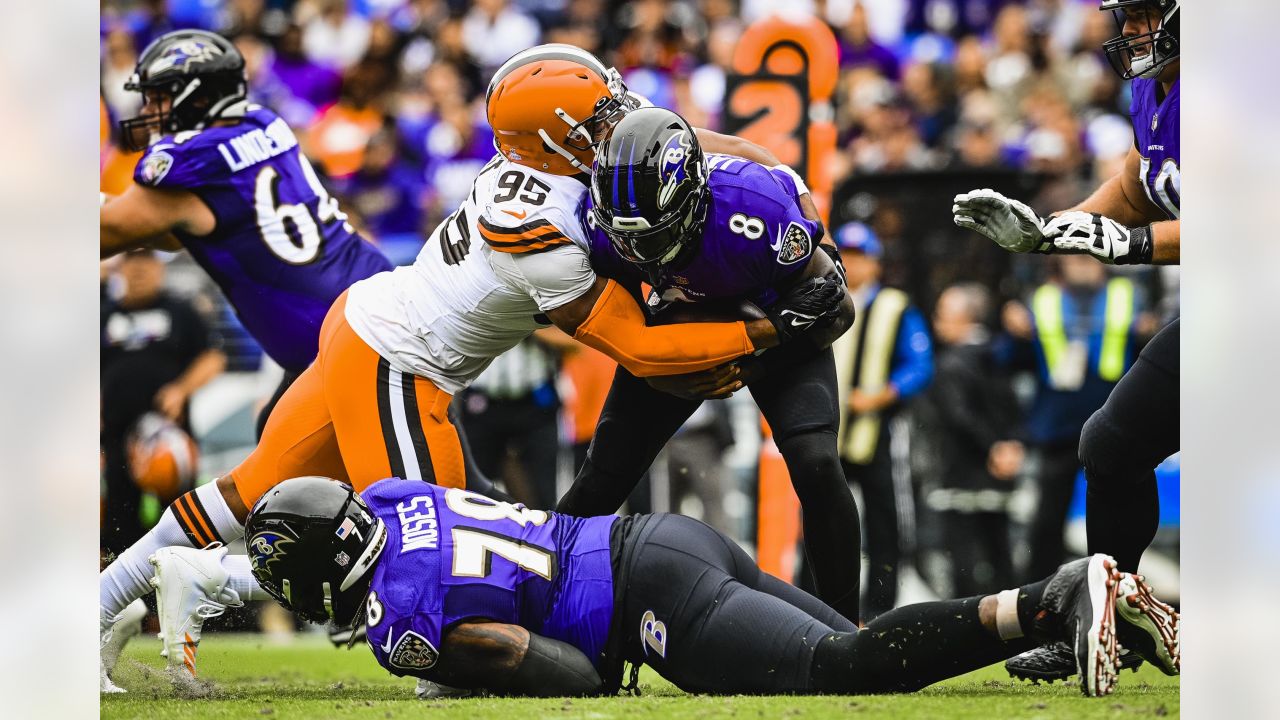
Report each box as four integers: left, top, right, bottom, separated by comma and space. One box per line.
1083, 318, 1179, 572
556, 366, 699, 516
810, 596, 1037, 694
750, 346, 863, 623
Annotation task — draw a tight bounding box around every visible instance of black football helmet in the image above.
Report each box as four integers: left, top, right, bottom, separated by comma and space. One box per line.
1100, 0, 1179, 80
589, 107, 709, 269
244, 477, 388, 626
119, 29, 248, 152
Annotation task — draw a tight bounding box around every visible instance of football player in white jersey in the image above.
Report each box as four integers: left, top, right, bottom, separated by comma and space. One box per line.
99, 44, 847, 689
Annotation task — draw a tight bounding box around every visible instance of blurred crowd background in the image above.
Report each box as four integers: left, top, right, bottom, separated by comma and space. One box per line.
100, 0, 1180, 623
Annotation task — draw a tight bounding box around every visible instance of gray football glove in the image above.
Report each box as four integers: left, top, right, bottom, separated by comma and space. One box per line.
952, 188, 1052, 254
1043, 211, 1153, 265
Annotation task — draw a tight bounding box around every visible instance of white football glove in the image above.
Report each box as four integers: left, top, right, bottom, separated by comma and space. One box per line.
1042, 211, 1153, 265
952, 189, 1051, 254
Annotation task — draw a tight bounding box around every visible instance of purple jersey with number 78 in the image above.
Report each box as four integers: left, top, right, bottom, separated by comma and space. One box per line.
132, 105, 392, 371
582, 154, 823, 309
360, 479, 617, 677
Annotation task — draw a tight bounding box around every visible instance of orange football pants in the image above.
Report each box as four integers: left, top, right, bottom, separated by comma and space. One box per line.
228, 291, 466, 509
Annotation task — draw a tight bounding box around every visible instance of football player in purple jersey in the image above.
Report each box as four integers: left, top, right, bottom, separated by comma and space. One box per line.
99, 29, 393, 436
555, 107, 864, 624
951, 0, 1180, 683
242, 475, 1179, 697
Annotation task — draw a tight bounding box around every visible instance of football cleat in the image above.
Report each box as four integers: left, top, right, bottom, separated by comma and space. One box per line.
1005, 642, 1144, 684
1114, 572, 1180, 675
416, 678, 473, 699
149, 546, 243, 679
1034, 554, 1122, 697
100, 598, 148, 692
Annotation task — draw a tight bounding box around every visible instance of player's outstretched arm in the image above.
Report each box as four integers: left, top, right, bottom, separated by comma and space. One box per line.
100, 185, 213, 258
547, 276, 778, 377
427, 621, 602, 697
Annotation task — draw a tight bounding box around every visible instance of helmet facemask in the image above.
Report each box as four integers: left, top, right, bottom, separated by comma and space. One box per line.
1101, 0, 1179, 80
543, 70, 639, 173
246, 481, 389, 628
592, 155, 709, 270
117, 32, 248, 152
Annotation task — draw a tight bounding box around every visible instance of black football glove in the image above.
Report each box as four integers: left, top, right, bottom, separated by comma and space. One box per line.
766, 276, 846, 344
819, 243, 846, 286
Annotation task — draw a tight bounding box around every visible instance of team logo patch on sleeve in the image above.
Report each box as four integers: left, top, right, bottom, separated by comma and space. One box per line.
140, 150, 174, 185
389, 630, 439, 670
776, 222, 813, 265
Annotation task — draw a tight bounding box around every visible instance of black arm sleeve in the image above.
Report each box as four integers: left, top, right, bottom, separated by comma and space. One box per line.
504, 633, 604, 697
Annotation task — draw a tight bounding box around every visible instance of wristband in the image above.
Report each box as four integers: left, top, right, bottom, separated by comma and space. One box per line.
772, 164, 810, 197
1118, 224, 1154, 265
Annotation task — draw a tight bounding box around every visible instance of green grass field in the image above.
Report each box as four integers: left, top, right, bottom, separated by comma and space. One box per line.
102, 633, 1178, 719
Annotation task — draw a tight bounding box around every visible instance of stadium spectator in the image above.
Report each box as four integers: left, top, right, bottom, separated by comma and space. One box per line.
301, 0, 373, 71
831, 221, 933, 619
1000, 255, 1151, 582
838, 1, 900, 80
927, 282, 1021, 598
101, 251, 225, 554
462, 0, 541, 75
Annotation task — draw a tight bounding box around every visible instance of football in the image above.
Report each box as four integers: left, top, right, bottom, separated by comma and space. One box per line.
648, 298, 766, 325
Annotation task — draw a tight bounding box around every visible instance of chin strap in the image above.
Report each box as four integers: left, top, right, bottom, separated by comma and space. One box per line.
538, 126, 589, 173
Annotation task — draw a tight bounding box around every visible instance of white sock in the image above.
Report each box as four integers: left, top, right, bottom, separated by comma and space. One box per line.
99, 481, 246, 622
222, 554, 272, 601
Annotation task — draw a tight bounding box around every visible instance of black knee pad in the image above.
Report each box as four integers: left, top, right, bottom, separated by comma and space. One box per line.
774, 431, 846, 495
1079, 407, 1136, 487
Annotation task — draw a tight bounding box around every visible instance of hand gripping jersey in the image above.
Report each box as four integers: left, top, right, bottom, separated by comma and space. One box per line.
1129, 77, 1180, 220
584, 155, 823, 309
361, 479, 617, 676
344, 156, 597, 394
133, 105, 392, 371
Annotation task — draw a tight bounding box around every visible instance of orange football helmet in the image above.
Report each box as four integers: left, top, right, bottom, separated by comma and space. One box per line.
486, 44, 637, 176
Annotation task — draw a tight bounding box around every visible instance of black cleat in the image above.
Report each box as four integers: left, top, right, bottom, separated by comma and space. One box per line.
1030, 554, 1123, 696
1006, 642, 1144, 683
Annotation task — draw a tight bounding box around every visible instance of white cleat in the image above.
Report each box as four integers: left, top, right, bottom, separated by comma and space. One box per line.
101, 663, 125, 694
100, 598, 148, 692
149, 546, 243, 680
1115, 572, 1180, 676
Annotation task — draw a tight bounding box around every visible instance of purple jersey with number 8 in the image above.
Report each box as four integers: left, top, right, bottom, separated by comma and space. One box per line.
583, 154, 822, 310
360, 479, 617, 677
133, 105, 391, 371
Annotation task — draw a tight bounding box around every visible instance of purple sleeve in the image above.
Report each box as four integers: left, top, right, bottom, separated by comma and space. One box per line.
133, 136, 226, 190
756, 167, 823, 286
365, 591, 444, 678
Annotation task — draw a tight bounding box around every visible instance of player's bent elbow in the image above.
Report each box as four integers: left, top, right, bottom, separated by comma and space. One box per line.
502, 633, 604, 697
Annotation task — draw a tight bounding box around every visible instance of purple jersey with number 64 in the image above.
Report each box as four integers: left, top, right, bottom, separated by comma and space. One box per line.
1129, 77, 1180, 220
133, 105, 391, 371
583, 154, 822, 310
360, 479, 617, 677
